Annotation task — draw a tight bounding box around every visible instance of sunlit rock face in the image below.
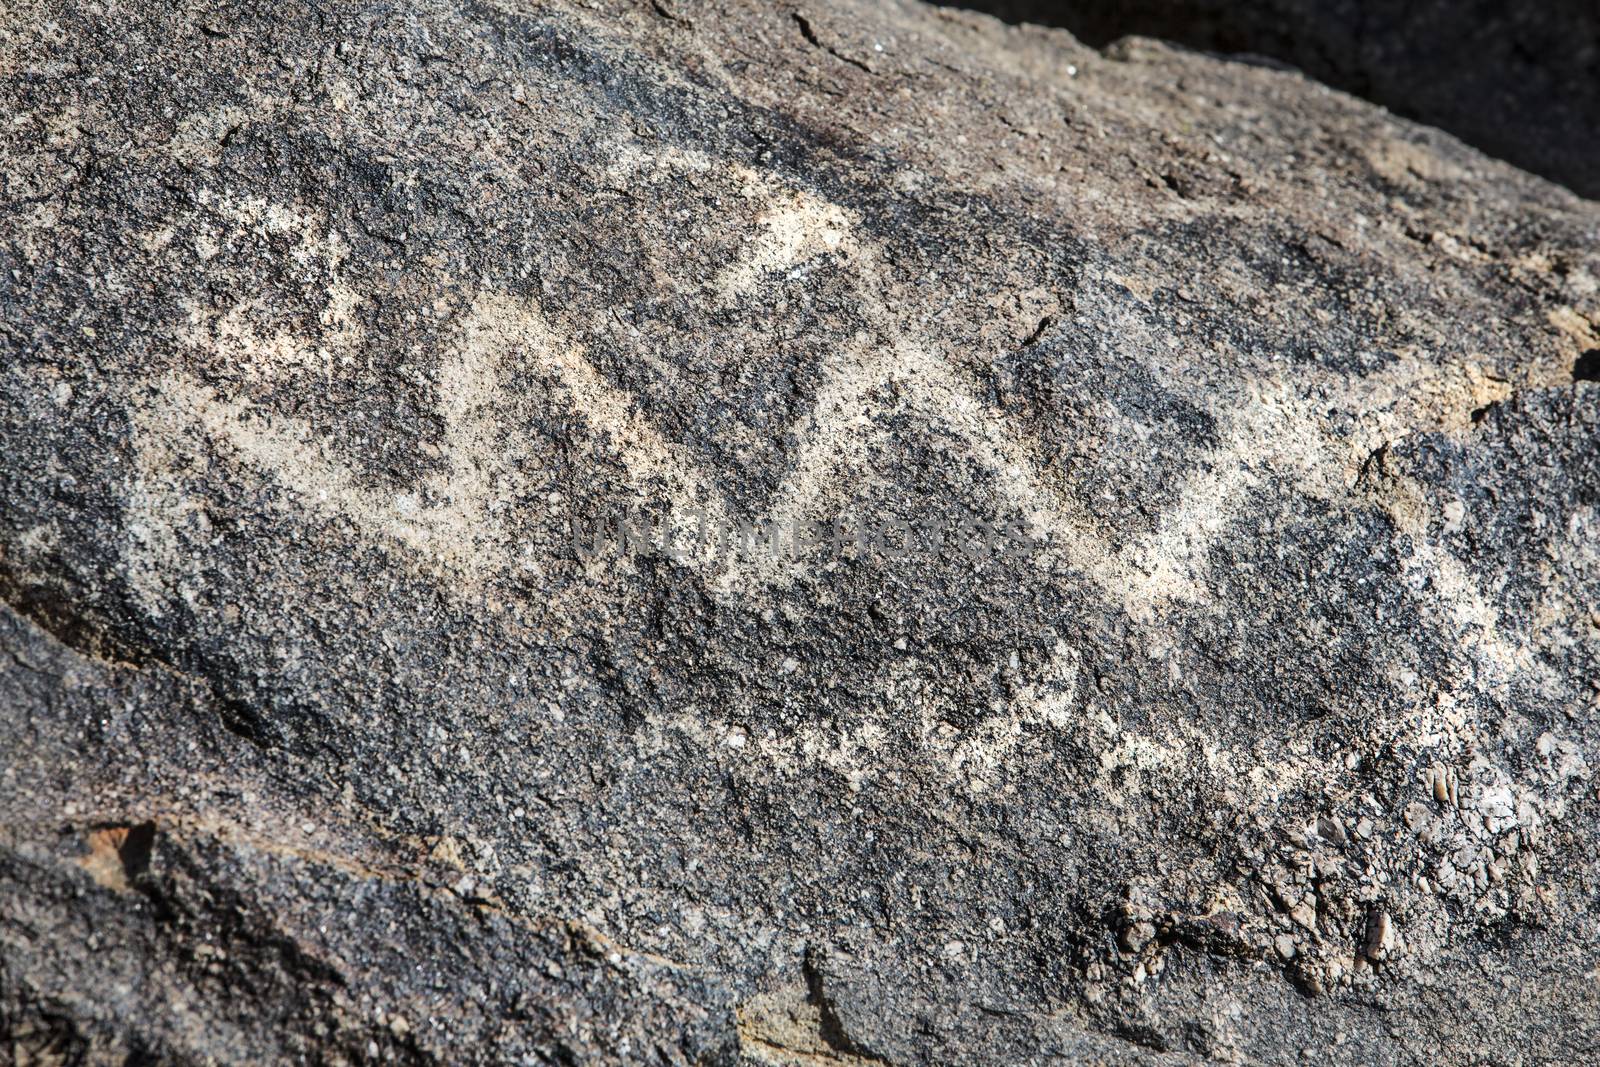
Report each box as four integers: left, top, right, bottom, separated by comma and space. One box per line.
2, 1, 1597, 1063
932, 0, 1600, 199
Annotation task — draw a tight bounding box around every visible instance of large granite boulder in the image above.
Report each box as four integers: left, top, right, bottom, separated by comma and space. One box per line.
3, 0, 1597, 1062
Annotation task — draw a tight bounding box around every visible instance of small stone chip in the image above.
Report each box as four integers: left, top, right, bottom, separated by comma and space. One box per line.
1363, 908, 1395, 961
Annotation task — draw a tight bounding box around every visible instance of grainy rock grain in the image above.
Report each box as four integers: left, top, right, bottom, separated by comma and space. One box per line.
3, 1, 1598, 1064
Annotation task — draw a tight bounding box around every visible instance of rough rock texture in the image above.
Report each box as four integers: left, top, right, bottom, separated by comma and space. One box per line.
3, 0, 1599, 1063
938, 0, 1600, 199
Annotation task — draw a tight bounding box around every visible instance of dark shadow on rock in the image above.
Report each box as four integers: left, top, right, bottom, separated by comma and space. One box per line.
1574, 349, 1600, 382
931, 0, 1600, 199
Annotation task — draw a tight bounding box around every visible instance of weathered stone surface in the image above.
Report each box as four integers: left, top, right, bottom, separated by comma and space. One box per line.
940, 0, 1600, 199
2, 0, 1598, 1063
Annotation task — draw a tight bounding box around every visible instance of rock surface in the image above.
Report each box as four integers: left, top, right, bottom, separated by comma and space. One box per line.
939, 0, 1600, 199
3, 0, 1599, 1063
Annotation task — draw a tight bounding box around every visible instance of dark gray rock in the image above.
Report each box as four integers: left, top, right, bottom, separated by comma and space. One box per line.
3, 1, 1598, 1063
